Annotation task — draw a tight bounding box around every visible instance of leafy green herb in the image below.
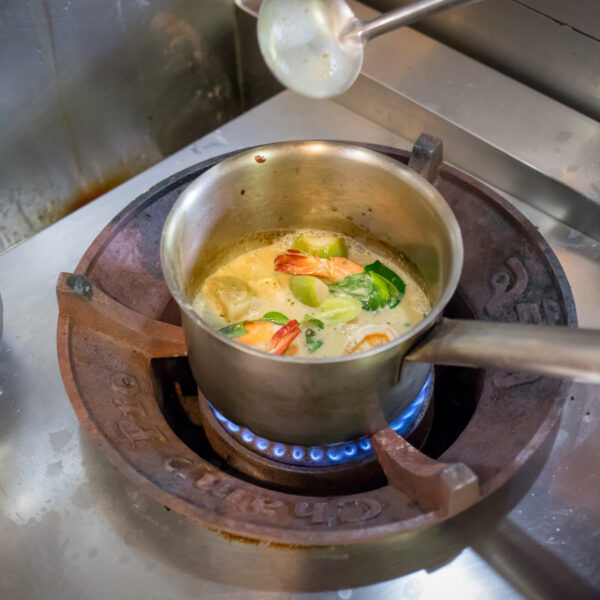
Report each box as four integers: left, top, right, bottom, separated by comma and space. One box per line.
328, 273, 375, 310
219, 321, 249, 338
261, 311, 290, 325
369, 272, 400, 309
220, 312, 291, 338
328, 261, 405, 311
364, 260, 406, 295
301, 315, 325, 329
305, 328, 324, 353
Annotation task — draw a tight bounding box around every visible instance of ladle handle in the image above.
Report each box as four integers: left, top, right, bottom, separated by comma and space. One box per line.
405, 318, 600, 384
356, 0, 482, 42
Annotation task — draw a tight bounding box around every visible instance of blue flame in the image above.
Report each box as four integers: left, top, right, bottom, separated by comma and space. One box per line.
209, 372, 432, 467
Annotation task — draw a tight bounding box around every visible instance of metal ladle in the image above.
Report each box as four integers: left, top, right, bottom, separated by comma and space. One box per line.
257, 0, 482, 98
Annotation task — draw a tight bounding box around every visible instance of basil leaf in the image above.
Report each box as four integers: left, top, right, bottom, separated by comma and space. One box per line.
301, 315, 325, 329
364, 260, 406, 294
329, 265, 404, 311
305, 328, 324, 353
328, 273, 375, 310
261, 311, 290, 325
219, 321, 249, 338
370, 272, 400, 309
220, 312, 290, 338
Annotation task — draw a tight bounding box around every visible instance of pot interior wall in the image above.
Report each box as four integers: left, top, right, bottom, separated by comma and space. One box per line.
171, 142, 456, 304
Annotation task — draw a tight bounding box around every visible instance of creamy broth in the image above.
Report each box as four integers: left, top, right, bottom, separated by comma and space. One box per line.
193, 230, 431, 358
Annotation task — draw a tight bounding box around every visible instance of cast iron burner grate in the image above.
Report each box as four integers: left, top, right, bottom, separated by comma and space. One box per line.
57, 135, 576, 546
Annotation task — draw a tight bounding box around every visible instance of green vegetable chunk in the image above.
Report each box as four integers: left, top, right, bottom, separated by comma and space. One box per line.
290, 275, 329, 307
261, 311, 290, 325
219, 321, 249, 338
292, 234, 348, 258
314, 297, 362, 325
305, 328, 324, 353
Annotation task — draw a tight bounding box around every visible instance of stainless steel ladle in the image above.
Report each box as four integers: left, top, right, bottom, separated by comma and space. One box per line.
257, 0, 482, 98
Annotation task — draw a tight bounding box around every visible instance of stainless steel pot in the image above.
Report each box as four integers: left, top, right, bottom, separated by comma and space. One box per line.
161, 141, 600, 445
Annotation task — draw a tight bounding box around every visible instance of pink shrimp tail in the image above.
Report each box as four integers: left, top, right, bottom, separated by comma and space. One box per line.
327, 257, 364, 281
274, 249, 327, 277
267, 319, 301, 355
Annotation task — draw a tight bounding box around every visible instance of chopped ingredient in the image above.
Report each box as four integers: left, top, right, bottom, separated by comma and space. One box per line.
203, 276, 253, 320
365, 260, 406, 295
267, 320, 300, 354
305, 328, 324, 353
301, 315, 325, 329
290, 275, 329, 307
261, 311, 290, 325
328, 261, 404, 311
219, 321, 249, 338
312, 296, 362, 325
237, 321, 278, 345
274, 249, 363, 282
346, 325, 398, 354
292, 234, 348, 258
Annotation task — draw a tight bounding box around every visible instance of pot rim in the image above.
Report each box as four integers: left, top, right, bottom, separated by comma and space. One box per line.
160, 140, 464, 364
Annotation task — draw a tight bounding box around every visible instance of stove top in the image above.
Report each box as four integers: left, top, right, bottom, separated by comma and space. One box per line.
56, 139, 575, 548
1, 91, 599, 599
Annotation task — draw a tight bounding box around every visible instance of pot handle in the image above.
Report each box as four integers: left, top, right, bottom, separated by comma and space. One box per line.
405, 317, 600, 384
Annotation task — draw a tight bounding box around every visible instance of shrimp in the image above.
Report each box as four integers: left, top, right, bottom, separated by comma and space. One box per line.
236, 321, 278, 345
267, 319, 301, 355
346, 325, 398, 354
236, 319, 300, 355
274, 249, 364, 282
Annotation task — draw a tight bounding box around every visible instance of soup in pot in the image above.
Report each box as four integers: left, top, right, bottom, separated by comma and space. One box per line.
193, 230, 431, 358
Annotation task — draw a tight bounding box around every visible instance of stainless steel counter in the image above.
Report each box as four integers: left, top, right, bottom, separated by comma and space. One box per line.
1, 91, 599, 599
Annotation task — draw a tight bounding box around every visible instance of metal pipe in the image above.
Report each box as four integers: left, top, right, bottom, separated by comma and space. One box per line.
355, 0, 483, 42
406, 317, 600, 383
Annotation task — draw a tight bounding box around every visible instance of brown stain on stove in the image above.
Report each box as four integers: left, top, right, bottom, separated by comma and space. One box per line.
254, 154, 266, 163
59, 172, 131, 217
40, 170, 132, 228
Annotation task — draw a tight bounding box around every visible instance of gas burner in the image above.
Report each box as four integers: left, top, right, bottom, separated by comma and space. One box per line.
208, 372, 433, 468
57, 137, 576, 546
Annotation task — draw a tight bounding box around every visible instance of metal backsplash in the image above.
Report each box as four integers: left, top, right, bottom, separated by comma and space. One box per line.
0, 0, 280, 254
368, 0, 600, 122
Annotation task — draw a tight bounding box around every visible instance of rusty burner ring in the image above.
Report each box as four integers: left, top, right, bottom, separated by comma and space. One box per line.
56, 136, 576, 546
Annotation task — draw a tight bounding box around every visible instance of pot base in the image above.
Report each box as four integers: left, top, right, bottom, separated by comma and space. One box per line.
199, 372, 434, 495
